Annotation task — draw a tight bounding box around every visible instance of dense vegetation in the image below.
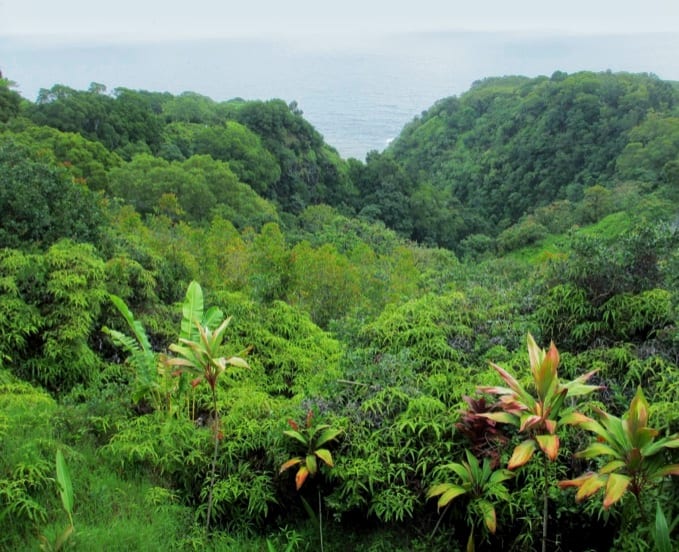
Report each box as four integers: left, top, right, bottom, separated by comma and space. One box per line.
1, 70, 678, 551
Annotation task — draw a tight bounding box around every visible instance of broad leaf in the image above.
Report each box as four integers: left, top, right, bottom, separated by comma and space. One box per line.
536, 434, 560, 461
295, 465, 309, 490
225, 355, 249, 369
652, 464, 679, 478
306, 454, 318, 476
181, 281, 203, 342
314, 427, 342, 449
56, 449, 74, 520
283, 429, 309, 448
654, 502, 672, 552
437, 485, 467, 508
478, 499, 497, 533
478, 411, 520, 426
575, 441, 619, 459
508, 439, 537, 469
575, 474, 606, 502
279, 457, 303, 473
603, 473, 631, 508
314, 448, 334, 467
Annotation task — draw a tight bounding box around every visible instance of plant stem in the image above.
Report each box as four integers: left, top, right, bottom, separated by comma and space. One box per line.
318, 488, 324, 552
205, 386, 219, 535
542, 453, 549, 552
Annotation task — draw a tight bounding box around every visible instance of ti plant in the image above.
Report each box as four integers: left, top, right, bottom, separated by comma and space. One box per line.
427, 449, 513, 552
558, 386, 679, 520
280, 410, 341, 552
279, 410, 342, 491
163, 281, 249, 534
456, 395, 510, 468
478, 333, 600, 552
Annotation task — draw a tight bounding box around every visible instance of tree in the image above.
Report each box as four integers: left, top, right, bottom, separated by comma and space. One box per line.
0, 140, 103, 249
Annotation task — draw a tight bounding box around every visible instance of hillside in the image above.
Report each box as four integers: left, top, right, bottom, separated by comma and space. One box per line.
360, 71, 679, 249
0, 72, 678, 551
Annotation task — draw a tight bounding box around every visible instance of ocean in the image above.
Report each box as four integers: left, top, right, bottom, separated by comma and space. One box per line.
2, 31, 679, 160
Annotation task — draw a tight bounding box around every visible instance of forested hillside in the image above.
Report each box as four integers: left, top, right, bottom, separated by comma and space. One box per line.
0, 70, 678, 551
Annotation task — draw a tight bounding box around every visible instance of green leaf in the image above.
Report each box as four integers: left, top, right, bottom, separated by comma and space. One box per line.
437, 485, 467, 508
575, 442, 618, 460
654, 502, 672, 552
314, 427, 342, 448
225, 355, 249, 369
56, 450, 74, 520
508, 439, 537, 469
478, 499, 497, 533
181, 281, 203, 342
599, 460, 626, 474
314, 448, 334, 467
306, 454, 318, 476
282, 429, 308, 448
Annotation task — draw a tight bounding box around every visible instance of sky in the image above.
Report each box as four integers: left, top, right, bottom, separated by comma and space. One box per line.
2, 0, 679, 40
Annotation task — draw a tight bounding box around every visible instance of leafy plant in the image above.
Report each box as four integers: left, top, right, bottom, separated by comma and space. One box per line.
478, 333, 600, 552
428, 449, 513, 551
39, 449, 74, 552
103, 294, 163, 410
559, 386, 679, 518
279, 410, 342, 491
280, 410, 341, 552
163, 281, 249, 533
455, 395, 509, 467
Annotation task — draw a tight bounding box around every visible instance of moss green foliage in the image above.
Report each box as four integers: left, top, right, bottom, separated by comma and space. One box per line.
1, 70, 679, 550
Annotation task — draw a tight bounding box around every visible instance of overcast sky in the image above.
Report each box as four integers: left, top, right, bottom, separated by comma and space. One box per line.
2, 0, 679, 40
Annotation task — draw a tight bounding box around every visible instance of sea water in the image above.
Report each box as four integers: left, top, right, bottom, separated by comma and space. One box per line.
2, 31, 678, 160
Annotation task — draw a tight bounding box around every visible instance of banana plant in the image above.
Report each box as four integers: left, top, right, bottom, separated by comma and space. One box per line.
163, 282, 249, 534
104, 294, 163, 410
279, 410, 342, 491
427, 449, 513, 552
558, 386, 679, 519
477, 333, 601, 552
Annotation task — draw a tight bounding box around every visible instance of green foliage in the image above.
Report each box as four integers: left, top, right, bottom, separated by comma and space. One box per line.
0, 139, 103, 248
428, 449, 513, 548
0, 376, 61, 548
386, 71, 676, 247
280, 410, 342, 490
559, 387, 679, 512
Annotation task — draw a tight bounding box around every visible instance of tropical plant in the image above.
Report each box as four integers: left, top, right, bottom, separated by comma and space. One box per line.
280, 410, 341, 552
39, 449, 74, 552
427, 449, 513, 551
163, 281, 249, 533
455, 395, 510, 467
103, 294, 163, 410
478, 333, 600, 552
558, 386, 679, 519
279, 410, 342, 491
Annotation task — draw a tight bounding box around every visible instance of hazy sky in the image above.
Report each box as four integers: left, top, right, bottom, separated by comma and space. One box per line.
3, 0, 679, 40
